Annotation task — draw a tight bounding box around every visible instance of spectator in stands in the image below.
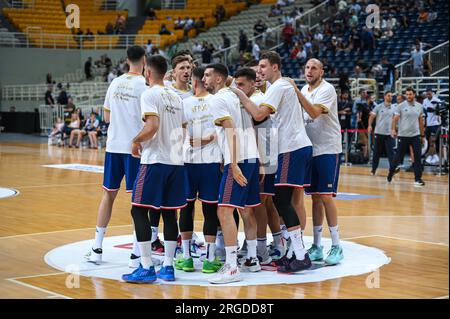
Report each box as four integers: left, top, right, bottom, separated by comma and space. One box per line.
253, 19, 267, 37
338, 0, 348, 12
50, 117, 64, 143
252, 40, 261, 61
339, 73, 351, 93
277, 0, 286, 6
282, 22, 295, 51
201, 41, 214, 64
411, 44, 425, 76
115, 14, 126, 33
66, 113, 82, 148
192, 42, 202, 54
46, 73, 55, 85
159, 24, 172, 35
282, 12, 294, 25
386, 14, 398, 30
57, 86, 69, 105
147, 7, 156, 20
238, 29, 248, 53
45, 85, 55, 106
399, 14, 409, 28
268, 5, 283, 17
84, 57, 93, 80
85, 28, 94, 40
174, 17, 183, 30
380, 57, 397, 92
81, 112, 100, 149
107, 69, 117, 83
220, 33, 231, 49
75, 107, 84, 124
417, 8, 429, 23
143, 40, 152, 55
214, 5, 226, 23
423, 55, 432, 76
383, 26, 394, 39
195, 17, 206, 33
350, 0, 361, 15
361, 27, 376, 52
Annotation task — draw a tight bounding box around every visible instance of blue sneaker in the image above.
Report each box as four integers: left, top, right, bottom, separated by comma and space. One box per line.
324, 245, 344, 265
157, 265, 175, 281
122, 265, 156, 284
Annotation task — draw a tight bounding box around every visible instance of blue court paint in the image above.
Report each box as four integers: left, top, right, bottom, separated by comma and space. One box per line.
335, 193, 383, 201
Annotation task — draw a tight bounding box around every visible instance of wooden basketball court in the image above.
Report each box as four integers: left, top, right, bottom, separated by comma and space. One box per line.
0, 141, 448, 299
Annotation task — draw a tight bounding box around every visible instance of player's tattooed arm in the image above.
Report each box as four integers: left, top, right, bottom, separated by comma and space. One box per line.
229, 87, 271, 122
285, 77, 325, 119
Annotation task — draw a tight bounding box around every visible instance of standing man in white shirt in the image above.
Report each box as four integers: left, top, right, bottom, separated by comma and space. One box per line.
122, 55, 187, 284
168, 55, 194, 99
289, 58, 344, 265
85, 46, 147, 267
423, 89, 442, 164
204, 63, 262, 284
231, 51, 313, 274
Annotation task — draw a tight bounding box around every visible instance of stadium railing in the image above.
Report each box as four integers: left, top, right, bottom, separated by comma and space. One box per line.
396, 41, 449, 78
395, 77, 449, 98
0, 33, 161, 49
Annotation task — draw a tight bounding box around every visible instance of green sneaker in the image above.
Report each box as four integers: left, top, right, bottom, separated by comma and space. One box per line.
175, 257, 194, 272
307, 244, 324, 261
324, 245, 343, 265
202, 258, 223, 273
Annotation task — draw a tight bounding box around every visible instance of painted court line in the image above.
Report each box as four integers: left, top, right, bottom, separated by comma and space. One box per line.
14, 182, 101, 189
0, 224, 132, 240
6, 278, 72, 299
372, 235, 449, 247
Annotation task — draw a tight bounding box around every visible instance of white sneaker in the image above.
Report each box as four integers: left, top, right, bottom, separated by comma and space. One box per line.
432, 154, 440, 165
240, 257, 261, 272
192, 232, 204, 247
209, 263, 242, 284
425, 155, 433, 164
85, 248, 102, 265
257, 249, 273, 265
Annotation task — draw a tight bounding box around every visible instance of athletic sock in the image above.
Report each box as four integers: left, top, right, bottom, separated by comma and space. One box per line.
150, 226, 158, 243
206, 242, 216, 262
272, 231, 283, 250
257, 237, 267, 256
163, 241, 177, 267
225, 246, 238, 268
93, 226, 106, 250
131, 231, 141, 257
329, 225, 340, 246
313, 226, 323, 247
246, 239, 257, 259
280, 224, 290, 240
216, 229, 224, 249
137, 241, 153, 269
182, 239, 191, 259
289, 228, 306, 260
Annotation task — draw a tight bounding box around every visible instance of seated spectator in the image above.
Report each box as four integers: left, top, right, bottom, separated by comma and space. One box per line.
195, 17, 206, 33
145, 39, 153, 54
268, 5, 283, 17
44, 85, 55, 106
159, 24, 172, 35
383, 26, 394, 38
282, 23, 295, 50
46, 73, 55, 84
85, 28, 94, 40
417, 9, 429, 23
282, 13, 294, 25
105, 22, 114, 35
386, 14, 397, 29
107, 69, 117, 83
399, 14, 409, 28
64, 113, 80, 147
147, 7, 156, 20
50, 117, 64, 145
192, 42, 202, 54
81, 112, 100, 149
174, 17, 183, 30
338, 0, 348, 12
214, 5, 226, 23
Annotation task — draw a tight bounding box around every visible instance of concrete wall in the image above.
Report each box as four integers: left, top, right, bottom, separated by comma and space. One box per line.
0, 47, 127, 86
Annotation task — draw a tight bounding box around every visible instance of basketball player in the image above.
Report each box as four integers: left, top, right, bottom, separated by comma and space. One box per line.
175, 67, 223, 274
122, 55, 186, 283
290, 58, 344, 265
231, 67, 285, 265
204, 63, 262, 284
231, 51, 313, 273
85, 46, 147, 267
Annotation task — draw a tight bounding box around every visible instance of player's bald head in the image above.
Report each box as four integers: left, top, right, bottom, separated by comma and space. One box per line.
306, 58, 323, 70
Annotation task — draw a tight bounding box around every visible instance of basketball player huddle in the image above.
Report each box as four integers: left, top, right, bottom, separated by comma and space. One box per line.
84, 45, 344, 285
